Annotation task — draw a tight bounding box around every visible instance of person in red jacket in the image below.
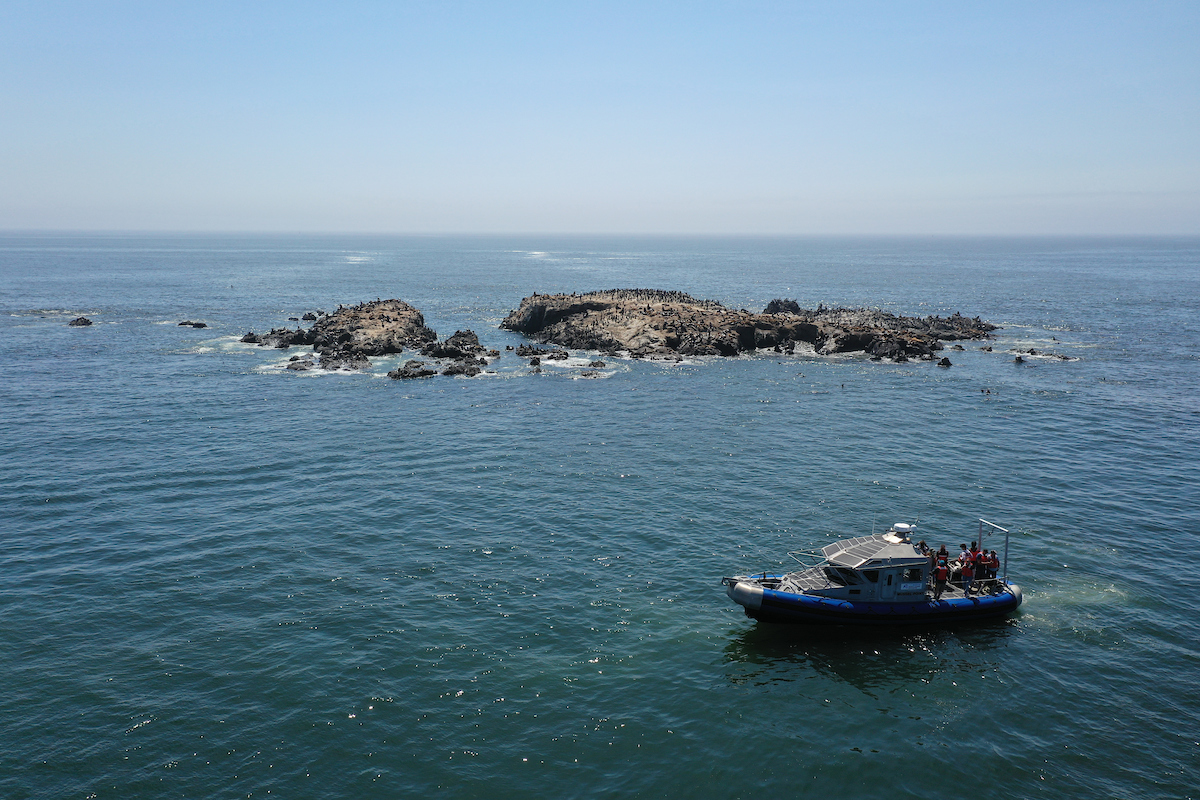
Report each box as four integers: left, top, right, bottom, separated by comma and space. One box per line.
933, 560, 950, 600
961, 558, 975, 596
974, 547, 990, 590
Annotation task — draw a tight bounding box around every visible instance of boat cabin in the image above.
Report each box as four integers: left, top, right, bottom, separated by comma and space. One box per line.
778, 523, 931, 602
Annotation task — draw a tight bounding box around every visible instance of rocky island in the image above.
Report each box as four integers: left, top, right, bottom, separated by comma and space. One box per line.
240, 299, 500, 376
500, 289, 995, 361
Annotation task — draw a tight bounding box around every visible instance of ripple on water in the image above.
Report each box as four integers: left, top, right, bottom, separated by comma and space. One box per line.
3, 235, 1200, 799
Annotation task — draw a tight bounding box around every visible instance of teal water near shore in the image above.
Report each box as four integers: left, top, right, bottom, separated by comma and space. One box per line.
2, 234, 1198, 799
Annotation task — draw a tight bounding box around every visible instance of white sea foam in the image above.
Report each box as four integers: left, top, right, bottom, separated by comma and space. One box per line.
539, 355, 597, 369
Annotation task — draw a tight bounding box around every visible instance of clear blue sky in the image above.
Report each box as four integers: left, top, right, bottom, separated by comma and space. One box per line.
2, 1, 1197, 234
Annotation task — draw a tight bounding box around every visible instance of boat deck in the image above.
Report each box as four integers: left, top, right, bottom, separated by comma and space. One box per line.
772, 567, 1008, 600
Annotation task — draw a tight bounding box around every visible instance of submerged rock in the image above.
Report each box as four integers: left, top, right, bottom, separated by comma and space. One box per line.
68, 317, 93, 326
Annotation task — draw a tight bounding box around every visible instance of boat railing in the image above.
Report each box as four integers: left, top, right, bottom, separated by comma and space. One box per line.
978, 518, 1012, 584
786, 549, 826, 567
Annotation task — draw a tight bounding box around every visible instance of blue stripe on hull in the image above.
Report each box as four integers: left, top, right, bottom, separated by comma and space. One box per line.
749, 588, 1020, 626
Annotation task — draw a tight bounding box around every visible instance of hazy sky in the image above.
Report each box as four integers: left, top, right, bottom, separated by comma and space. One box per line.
2, 1, 1197, 234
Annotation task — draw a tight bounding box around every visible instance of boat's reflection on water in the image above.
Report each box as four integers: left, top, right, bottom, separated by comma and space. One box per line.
722, 618, 1021, 693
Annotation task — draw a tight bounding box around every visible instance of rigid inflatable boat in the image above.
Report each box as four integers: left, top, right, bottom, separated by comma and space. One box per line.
723, 519, 1022, 626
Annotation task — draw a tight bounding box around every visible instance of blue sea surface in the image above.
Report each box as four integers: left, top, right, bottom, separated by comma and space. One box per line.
2, 234, 1198, 799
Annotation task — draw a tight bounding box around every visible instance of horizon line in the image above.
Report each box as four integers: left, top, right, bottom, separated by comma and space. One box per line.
3, 229, 1199, 239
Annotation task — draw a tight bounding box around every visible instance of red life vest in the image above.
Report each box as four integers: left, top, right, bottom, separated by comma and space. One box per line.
961, 561, 974, 578
935, 565, 949, 581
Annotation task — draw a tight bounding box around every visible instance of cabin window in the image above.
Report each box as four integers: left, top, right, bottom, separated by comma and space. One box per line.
835, 568, 860, 584
862, 570, 879, 583
903, 567, 923, 581
824, 567, 861, 586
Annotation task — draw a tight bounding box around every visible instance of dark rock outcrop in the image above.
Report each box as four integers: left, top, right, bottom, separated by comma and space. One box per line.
68, 317, 93, 326
178, 320, 208, 328
421, 330, 486, 360
516, 344, 568, 359
442, 361, 482, 377
500, 289, 996, 360
319, 349, 372, 371
242, 326, 311, 349
388, 362, 437, 379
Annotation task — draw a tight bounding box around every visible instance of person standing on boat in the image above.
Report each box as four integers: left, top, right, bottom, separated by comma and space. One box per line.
988, 550, 1000, 581
973, 546, 990, 590
961, 557, 975, 596
933, 560, 950, 600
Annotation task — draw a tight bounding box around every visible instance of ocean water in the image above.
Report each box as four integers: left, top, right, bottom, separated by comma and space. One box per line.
2, 234, 1198, 799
